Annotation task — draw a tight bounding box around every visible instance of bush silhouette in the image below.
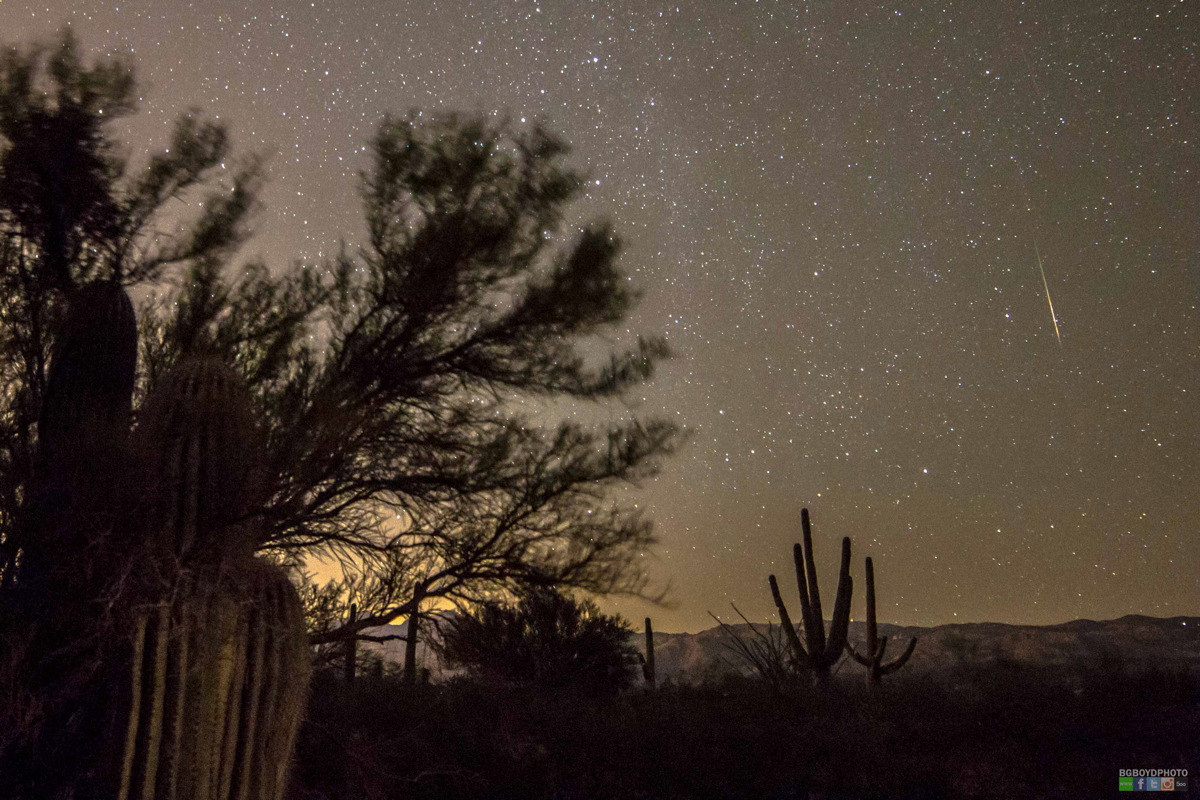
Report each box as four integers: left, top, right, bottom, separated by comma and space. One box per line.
440, 588, 638, 695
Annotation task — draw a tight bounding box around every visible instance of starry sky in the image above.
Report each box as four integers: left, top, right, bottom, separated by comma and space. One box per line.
4, 0, 1197, 632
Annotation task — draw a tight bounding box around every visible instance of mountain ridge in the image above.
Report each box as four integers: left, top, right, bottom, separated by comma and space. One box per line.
646, 613, 1200, 683
358, 613, 1200, 684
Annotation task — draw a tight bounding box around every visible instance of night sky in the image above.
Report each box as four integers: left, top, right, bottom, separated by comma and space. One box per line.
4, 1, 1197, 632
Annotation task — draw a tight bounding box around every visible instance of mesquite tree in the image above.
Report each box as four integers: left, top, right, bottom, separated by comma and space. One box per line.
0, 30, 259, 584
0, 31, 679, 667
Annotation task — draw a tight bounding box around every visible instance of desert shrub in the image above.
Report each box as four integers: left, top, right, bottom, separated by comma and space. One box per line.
289, 655, 1200, 800
439, 588, 639, 695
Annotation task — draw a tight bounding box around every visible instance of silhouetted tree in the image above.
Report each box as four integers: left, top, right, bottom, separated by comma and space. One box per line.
0, 31, 680, 657
0, 30, 259, 583
440, 588, 639, 694
0, 37, 266, 784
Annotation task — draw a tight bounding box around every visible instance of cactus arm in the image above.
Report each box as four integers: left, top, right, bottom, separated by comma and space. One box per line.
768, 573, 809, 664
847, 635, 889, 668
863, 556, 877, 646
799, 510, 825, 653
846, 642, 873, 667
818, 537, 853, 667
880, 637, 918, 676
791, 542, 817, 657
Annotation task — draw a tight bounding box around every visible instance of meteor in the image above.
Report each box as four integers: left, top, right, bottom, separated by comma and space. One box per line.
1034, 243, 1062, 346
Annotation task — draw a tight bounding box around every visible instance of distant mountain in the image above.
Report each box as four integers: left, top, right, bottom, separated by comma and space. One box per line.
360, 613, 1200, 685
643, 614, 1200, 684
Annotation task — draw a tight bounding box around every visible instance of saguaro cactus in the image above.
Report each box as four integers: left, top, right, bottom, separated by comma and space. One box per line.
38, 282, 138, 456
116, 358, 310, 800
117, 561, 309, 800
134, 358, 266, 567
846, 557, 917, 687
640, 617, 656, 687
767, 508, 853, 684
15, 285, 310, 800
13, 282, 141, 797
20, 281, 137, 589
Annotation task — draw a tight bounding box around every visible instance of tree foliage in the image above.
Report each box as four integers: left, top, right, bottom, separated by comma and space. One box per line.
440, 587, 639, 694
0, 30, 260, 581
0, 31, 681, 647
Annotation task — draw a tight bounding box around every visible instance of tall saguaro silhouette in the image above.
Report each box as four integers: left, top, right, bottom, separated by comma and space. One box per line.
768, 508, 853, 684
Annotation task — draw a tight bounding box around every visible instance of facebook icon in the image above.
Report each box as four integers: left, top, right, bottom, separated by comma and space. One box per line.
1137, 778, 1145, 791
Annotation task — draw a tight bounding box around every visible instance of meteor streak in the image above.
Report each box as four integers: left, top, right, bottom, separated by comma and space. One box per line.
1034, 243, 1062, 346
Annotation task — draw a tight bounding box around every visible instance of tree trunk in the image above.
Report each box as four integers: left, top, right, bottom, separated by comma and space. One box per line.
403, 588, 424, 685
342, 603, 357, 683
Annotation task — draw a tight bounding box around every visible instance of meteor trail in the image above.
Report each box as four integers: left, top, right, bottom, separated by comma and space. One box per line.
1034, 243, 1062, 346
